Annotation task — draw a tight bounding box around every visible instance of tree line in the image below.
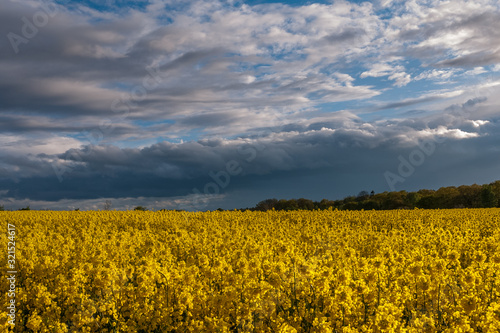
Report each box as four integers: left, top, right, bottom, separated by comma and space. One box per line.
244, 180, 500, 212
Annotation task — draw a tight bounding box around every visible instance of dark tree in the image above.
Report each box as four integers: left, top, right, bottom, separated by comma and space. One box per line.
343, 196, 356, 204
356, 191, 370, 202
297, 198, 314, 210
255, 198, 278, 211
275, 199, 299, 211
481, 185, 497, 208
490, 180, 500, 200
360, 200, 380, 210
319, 199, 334, 210
457, 184, 482, 208
343, 201, 359, 210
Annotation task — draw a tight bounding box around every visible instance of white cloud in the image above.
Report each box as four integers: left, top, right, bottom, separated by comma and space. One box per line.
360, 63, 395, 78
334, 73, 355, 86
389, 72, 411, 87
468, 119, 490, 127
240, 75, 256, 84
419, 126, 480, 140
464, 67, 487, 76
361, 63, 411, 87
415, 69, 458, 81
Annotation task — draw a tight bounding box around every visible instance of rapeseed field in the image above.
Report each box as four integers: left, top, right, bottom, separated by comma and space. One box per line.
1, 209, 500, 332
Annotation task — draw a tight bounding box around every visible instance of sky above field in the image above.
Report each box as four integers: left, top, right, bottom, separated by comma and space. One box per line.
1, 0, 500, 210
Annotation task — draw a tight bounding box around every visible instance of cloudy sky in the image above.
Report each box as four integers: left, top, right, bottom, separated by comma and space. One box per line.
1, 0, 500, 210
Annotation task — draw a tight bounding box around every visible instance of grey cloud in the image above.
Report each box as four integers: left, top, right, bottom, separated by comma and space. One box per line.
397, 5, 500, 67
442, 97, 488, 118
0, 0, 386, 149
376, 96, 442, 111
323, 27, 367, 44
436, 51, 500, 68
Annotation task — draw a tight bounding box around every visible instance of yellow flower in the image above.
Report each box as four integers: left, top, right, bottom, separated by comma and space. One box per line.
447, 250, 459, 262
408, 263, 423, 276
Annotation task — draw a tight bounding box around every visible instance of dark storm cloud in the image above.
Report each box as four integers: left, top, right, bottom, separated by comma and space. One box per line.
2, 119, 499, 208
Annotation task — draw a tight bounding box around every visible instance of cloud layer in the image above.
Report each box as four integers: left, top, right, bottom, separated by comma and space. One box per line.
1, 0, 500, 210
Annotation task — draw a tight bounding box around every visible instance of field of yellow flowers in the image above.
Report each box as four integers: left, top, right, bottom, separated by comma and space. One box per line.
1, 208, 500, 332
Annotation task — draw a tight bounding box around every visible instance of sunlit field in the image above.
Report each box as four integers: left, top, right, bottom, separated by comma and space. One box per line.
2, 209, 500, 332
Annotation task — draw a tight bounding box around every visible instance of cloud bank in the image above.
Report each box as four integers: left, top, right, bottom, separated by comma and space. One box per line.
1, 0, 500, 210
